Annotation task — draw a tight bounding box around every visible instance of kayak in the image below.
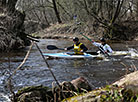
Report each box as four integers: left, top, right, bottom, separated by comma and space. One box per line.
111, 51, 130, 56
43, 52, 104, 59
43, 51, 134, 59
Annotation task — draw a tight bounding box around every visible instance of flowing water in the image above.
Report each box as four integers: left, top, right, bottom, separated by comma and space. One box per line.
0, 39, 138, 101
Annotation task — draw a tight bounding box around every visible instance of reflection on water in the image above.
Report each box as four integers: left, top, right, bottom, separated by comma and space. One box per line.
0, 39, 138, 101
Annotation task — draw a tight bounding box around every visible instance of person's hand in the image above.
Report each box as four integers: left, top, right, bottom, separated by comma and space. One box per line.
104, 51, 108, 54
64, 48, 67, 50
80, 50, 84, 52
91, 40, 94, 43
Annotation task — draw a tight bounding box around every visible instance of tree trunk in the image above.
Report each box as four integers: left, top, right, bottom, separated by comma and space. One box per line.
136, 1, 138, 18
7, 0, 18, 11
52, 0, 62, 23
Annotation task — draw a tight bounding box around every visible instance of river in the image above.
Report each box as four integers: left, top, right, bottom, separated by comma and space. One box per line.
0, 39, 138, 101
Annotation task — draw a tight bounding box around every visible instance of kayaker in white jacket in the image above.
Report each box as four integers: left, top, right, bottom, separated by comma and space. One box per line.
91, 38, 113, 55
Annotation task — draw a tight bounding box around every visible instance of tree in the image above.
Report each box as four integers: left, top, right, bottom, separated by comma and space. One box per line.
0, 0, 30, 52
52, 0, 62, 23
10, 0, 138, 41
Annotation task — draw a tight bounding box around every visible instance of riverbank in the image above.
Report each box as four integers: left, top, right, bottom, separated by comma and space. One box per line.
14, 71, 138, 102
32, 22, 138, 42
31, 22, 105, 41
63, 71, 138, 102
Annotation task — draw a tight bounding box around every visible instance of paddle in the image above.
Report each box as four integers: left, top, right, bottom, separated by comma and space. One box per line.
47, 45, 64, 50
79, 33, 110, 57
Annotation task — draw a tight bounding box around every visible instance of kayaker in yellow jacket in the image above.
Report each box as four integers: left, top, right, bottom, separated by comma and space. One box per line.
64, 37, 88, 55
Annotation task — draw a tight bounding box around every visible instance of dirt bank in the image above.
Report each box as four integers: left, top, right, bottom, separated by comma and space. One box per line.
32, 23, 103, 41
32, 22, 138, 42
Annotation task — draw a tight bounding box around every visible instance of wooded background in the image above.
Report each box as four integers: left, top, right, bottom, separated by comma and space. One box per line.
17, 0, 138, 40
16, 0, 138, 24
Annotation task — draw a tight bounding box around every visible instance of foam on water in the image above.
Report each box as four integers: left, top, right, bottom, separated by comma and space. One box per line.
125, 48, 138, 59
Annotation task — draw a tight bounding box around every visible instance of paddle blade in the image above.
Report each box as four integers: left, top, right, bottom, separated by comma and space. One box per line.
47, 45, 58, 50
86, 52, 98, 55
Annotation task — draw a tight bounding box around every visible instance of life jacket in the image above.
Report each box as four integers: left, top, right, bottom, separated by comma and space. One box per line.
99, 44, 110, 54
74, 43, 83, 55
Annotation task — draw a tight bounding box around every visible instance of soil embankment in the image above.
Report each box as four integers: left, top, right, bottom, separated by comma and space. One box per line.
32, 21, 138, 42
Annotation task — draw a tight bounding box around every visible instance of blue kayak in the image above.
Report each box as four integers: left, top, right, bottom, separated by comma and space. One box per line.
43, 52, 104, 59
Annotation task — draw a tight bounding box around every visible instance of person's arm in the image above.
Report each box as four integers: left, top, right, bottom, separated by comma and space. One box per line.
65, 45, 74, 50
91, 40, 101, 47
80, 44, 88, 52
92, 40, 107, 54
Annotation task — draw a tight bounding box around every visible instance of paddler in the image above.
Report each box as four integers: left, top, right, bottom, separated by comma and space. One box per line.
91, 38, 113, 55
64, 37, 88, 55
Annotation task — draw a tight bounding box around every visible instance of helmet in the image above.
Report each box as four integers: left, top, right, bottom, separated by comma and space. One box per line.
73, 37, 79, 41
100, 38, 105, 42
